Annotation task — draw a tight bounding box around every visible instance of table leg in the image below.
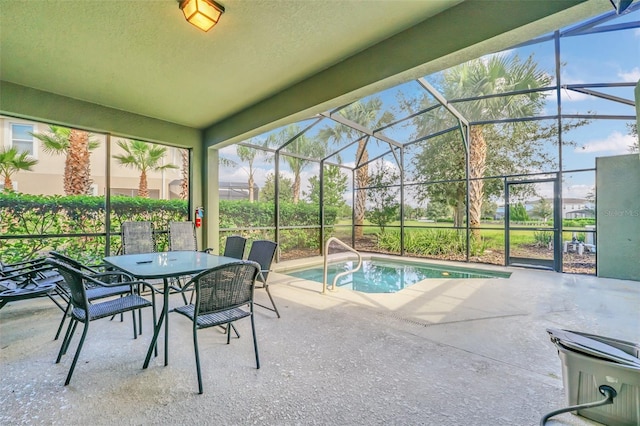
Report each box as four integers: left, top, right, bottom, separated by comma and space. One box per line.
163, 278, 169, 365
143, 278, 170, 368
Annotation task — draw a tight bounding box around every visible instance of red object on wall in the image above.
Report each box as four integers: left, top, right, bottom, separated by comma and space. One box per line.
195, 217, 202, 228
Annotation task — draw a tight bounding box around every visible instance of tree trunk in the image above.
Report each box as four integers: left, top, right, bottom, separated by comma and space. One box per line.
292, 173, 300, 204
180, 149, 189, 200
354, 139, 369, 238
248, 173, 255, 202
468, 126, 487, 239
452, 183, 466, 228
138, 169, 149, 198
64, 130, 92, 195
3, 175, 12, 191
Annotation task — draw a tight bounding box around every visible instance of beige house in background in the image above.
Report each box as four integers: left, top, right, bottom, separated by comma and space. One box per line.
0, 115, 185, 199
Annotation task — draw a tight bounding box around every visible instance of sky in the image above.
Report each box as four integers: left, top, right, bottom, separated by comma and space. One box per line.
219, 8, 640, 205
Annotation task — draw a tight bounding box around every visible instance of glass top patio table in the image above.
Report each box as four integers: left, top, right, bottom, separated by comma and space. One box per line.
102, 251, 239, 280
103, 251, 241, 367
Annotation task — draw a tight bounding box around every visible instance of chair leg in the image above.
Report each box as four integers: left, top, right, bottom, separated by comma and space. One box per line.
255, 284, 281, 318
218, 324, 240, 338
192, 326, 203, 394
61, 319, 79, 358
151, 297, 158, 357
131, 309, 138, 339
56, 318, 76, 363
264, 284, 280, 318
251, 313, 260, 369
226, 322, 231, 344
54, 302, 72, 340
65, 320, 90, 386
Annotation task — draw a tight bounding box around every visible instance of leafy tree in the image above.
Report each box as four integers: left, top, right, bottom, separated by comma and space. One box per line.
31, 125, 100, 195
481, 199, 498, 220
261, 172, 293, 203
305, 165, 348, 207
112, 140, 178, 198
365, 162, 400, 232
0, 147, 38, 191
317, 98, 394, 237
266, 126, 325, 203
628, 123, 638, 153
510, 202, 529, 221
425, 200, 450, 222
531, 198, 552, 221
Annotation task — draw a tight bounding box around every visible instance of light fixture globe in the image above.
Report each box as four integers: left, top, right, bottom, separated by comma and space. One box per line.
179, 0, 225, 32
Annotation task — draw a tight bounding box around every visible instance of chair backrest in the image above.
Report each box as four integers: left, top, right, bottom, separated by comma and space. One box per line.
121, 221, 155, 254
192, 261, 260, 316
223, 235, 247, 259
49, 251, 98, 274
46, 258, 89, 312
169, 221, 198, 251
247, 240, 278, 282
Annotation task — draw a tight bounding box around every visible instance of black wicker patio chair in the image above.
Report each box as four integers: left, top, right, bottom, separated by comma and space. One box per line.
247, 240, 280, 318
0, 274, 58, 311
1, 257, 64, 287
121, 221, 156, 254
167, 221, 200, 304
223, 235, 247, 259
168, 221, 198, 252
46, 258, 157, 386
167, 260, 261, 394
48, 251, 137, 340
0, 258, 67, 311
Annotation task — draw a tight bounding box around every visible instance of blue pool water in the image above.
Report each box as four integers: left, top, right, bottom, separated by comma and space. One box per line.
286, 259, 511, 293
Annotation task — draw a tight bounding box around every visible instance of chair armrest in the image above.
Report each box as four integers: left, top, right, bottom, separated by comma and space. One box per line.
89, 270, 136, 283
168, 279, 195, 294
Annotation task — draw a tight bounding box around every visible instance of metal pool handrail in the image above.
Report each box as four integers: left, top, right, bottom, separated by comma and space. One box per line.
322, 237, 362, 294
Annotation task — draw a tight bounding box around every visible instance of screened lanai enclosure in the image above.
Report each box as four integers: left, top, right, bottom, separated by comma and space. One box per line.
0, 7, 638, 276
217, 7, 639, 275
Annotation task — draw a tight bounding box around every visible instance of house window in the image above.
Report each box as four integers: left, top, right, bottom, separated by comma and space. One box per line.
11, 123, 35, 156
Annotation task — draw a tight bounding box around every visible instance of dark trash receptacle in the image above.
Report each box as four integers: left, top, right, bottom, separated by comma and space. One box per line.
546, 328, 640, 426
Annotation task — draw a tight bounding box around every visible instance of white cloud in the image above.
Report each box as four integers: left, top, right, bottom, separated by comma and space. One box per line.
618, 67, 640, 83
576, 131, 636, 154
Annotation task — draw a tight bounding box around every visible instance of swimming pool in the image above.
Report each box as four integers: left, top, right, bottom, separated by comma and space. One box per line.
285, 258, 511, 293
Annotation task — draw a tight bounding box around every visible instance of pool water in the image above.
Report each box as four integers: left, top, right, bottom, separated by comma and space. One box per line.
286, 259, 511, 293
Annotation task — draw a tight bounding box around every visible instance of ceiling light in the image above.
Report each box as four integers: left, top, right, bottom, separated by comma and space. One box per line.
179, 0, 225, 32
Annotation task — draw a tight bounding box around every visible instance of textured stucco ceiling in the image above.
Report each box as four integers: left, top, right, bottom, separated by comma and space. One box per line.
0, 0, 460, 128
0, 0, 610, 136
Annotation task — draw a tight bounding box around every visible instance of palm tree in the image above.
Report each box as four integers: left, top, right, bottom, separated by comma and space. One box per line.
0, 147, 38, 191
236, 145, 259, 202
219, 143, 262, 202
31, 125, 100, 195
112, 140, 178, 198
318, 98, 394, 237
431, 54, 551, 237
267, 126, 326, 204
180, 149, 189, 200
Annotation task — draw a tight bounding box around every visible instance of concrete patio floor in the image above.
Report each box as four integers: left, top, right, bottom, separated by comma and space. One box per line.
1, 256, 638, 425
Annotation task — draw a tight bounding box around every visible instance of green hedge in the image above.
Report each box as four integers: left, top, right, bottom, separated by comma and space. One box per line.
0, 194, 338, 263
0, 192, 187, 263
219, 200, 338, 252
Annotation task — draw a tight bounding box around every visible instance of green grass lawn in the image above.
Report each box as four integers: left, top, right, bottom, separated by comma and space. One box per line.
335, 218, 591, 250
